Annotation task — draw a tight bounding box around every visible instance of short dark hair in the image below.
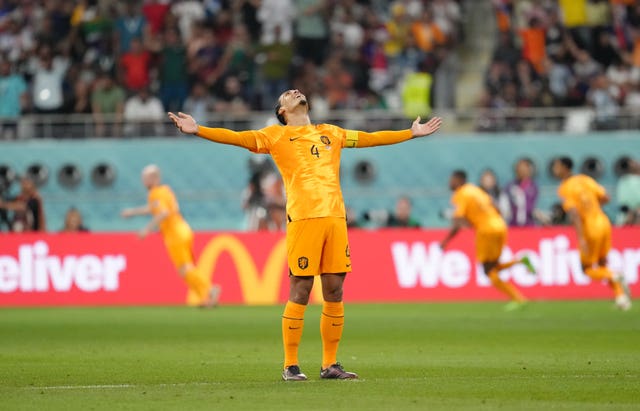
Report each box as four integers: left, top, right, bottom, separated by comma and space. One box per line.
556, 156, 573, 170
274, 103, 286, 125
452, 169, 467, 182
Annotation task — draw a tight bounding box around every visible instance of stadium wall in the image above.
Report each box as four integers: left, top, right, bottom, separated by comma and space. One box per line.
1, 227, 639, 306
0, 132, 638, 231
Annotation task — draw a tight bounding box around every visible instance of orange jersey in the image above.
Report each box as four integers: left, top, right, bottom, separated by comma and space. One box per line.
451, 183, 506, 232
148, 185, 192, 239
557, 174, 608, 224
196, 124, 412, 221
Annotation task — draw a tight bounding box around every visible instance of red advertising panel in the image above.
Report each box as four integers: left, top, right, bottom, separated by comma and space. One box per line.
1, 227, 639, 306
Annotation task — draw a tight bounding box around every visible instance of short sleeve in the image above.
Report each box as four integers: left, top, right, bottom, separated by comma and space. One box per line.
558, 184, 576, 211
586, 176, 607, 199
452, 193, 467, 219
148, 190, 168, 216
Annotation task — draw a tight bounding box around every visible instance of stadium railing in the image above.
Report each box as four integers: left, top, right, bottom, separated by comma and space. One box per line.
3, 106, 640, 139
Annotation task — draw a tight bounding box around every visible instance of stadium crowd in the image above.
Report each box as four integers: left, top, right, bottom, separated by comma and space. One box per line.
0, 0, 463, 139
481, 0, 640, 131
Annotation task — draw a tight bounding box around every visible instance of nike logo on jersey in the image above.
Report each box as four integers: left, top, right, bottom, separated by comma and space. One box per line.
288, 326, 301, 330
289, 136, 302, 141
332, 323, 343, 327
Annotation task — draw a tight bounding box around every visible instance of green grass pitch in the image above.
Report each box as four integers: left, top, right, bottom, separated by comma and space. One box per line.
1, 302, 639, 410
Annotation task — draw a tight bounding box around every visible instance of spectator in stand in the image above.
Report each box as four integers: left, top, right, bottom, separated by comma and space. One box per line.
616, 158, 640, 225
142, 0, 170, 36
384, 3, 411, 64
411, 8, 445, 54
158, 27, 188, 112
31, 45, 68, 114
123, 87, 165, 136
519, 17, 546, 73
114, 1, 148, 55
92, 72, 126, 137
0, 176, 46, 232
504, 158, 538, 227
0, 60, 28, 140
588, 73, 619, 130
218, 24, 255, 102
386, 196, 421, 228
119, 37, 152, 92
188, 25, 225, 87
257, 0, 295, 45
213, 75, 250, 114
183, 82, 215, 124
60, 207, 89, 232
257, 25, 293, 105
171, 0, 206, 42
323, 54, 354, 109
478, 168, 511, 221
293, 0, 329, 65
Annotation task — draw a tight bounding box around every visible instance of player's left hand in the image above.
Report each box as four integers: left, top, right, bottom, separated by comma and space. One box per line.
411, 116, 443, 138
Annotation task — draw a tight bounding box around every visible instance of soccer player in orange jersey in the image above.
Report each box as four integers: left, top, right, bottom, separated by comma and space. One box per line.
552, 157, 631, 310
168, 89, 442, 381
440, 170, 535, 310
121, 165, 220, 308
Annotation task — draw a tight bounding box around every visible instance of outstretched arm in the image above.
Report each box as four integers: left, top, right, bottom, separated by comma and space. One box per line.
440, 217, 465, 250
348, 116, 442, 148
168, 112, 268, 152
121, 205, 151, 218
138, 210, 168, 239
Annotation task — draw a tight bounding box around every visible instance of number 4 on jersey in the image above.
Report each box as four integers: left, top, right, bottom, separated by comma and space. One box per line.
310, 145, 320, 158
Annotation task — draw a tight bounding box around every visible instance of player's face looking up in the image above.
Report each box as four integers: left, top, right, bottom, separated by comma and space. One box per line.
277, 90, 309, 122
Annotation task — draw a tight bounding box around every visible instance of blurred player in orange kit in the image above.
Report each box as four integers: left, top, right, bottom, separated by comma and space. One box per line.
440, 170, 535, 311
168, 89, 442, 381
121, 164, 220, 308
552, 157, 632, 311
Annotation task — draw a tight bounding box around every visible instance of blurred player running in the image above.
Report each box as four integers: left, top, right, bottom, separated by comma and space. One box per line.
440, 170, 535, 310
121, 165, 220, 308
169, 89, 442, 381
552, 157, 631, 311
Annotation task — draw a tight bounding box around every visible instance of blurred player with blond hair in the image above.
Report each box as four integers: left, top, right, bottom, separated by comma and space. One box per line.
440, 170, 535, 310
121, 164, 220, 308
169, 89, 442, 381
552, 157, 631, 310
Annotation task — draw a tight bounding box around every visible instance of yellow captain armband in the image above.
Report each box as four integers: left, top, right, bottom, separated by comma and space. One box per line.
345, 130, 359, 148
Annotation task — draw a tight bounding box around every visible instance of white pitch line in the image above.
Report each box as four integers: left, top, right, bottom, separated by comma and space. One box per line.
28, 382, 218, 391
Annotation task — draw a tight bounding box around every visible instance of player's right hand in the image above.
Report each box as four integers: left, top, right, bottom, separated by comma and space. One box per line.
168, 112, 198, 134
121, 209, 133, 218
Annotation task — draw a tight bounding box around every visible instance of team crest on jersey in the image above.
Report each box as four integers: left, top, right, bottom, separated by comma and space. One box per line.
298, 256, 309, 270
320, 135, 331, 145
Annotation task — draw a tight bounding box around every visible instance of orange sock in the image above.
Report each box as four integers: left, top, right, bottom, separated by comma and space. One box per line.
321, 301, 344, 369
282, 301, 306, 368
184, 268, 211, 304
489, 269, 525, 303
496, 260, 519, 271
584, 267, 624, 297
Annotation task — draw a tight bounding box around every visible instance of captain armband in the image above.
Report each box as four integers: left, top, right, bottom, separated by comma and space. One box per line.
345, 130, 359, 148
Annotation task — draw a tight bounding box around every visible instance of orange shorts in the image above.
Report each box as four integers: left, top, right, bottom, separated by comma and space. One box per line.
164, 230, 195, 269
287, 217, 351, 276
475, 228, 507, 263
581, 218, 612, 266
